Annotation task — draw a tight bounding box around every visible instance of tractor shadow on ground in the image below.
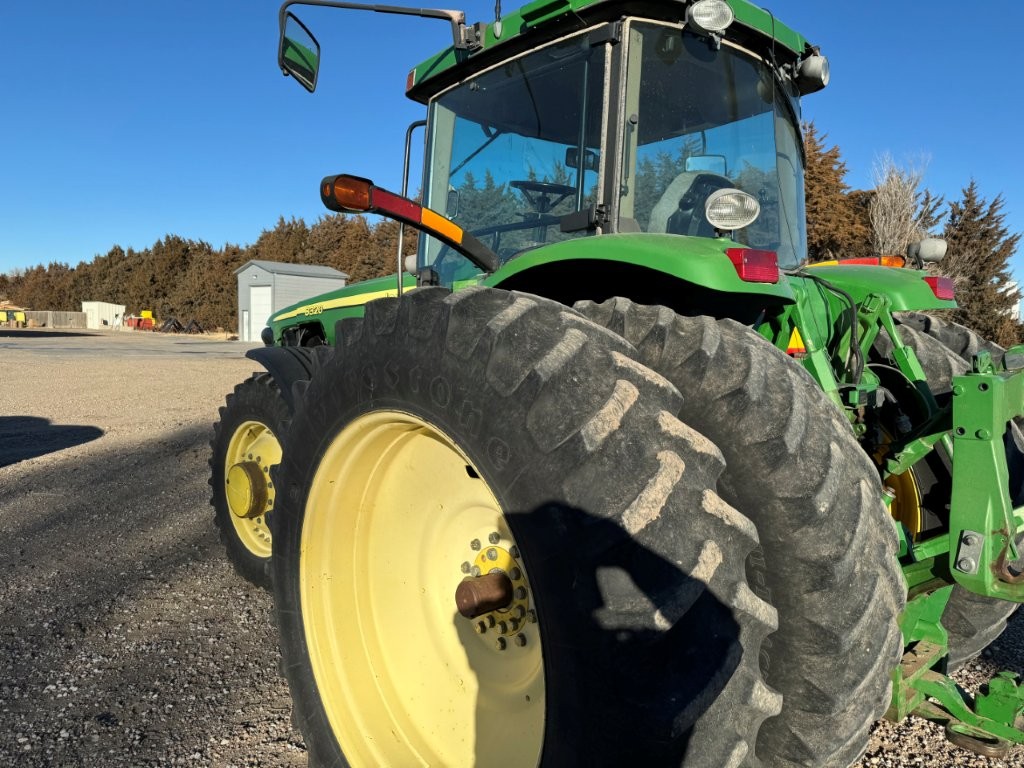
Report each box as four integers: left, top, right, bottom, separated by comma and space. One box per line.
455, 503, 745, 766
0, 416, 104, 467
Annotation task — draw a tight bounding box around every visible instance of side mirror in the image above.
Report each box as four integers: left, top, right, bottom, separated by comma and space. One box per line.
279, 12, 320, 93
907, 238, 947, 267
685, 154, 727, 175
565, 147, 599, 173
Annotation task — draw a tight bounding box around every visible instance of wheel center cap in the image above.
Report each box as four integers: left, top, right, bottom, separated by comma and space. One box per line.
226, 461, 269, 518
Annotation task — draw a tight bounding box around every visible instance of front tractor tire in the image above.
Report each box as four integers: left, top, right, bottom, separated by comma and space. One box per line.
272, 287, 781, 767
576, 298, 906, 768
209, 373, 289, 588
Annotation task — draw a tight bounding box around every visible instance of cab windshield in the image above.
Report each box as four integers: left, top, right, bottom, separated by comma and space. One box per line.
619, 21, 807, 268
420, 32, 605, 278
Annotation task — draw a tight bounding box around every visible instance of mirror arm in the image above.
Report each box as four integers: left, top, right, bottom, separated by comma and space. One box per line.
278, 0, 478, 54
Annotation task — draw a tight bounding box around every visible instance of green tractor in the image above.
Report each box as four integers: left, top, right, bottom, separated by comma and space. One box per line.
209, 0, 1024, 764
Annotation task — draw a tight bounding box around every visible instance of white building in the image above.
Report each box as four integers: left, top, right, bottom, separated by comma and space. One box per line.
234, 260, 348, 343
81, 301, 127, 329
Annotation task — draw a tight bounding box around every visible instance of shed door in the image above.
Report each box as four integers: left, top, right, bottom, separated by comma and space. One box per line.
249, 286, 273, 342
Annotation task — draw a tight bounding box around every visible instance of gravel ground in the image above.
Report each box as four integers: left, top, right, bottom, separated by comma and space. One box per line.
1, 327, 1022, 767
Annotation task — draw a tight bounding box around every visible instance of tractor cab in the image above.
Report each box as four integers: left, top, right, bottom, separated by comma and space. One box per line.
418, 14, 810, 282
280, 0, 827, 289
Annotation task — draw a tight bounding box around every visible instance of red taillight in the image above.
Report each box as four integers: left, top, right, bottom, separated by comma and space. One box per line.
924, 276, 955, 300
726, 248, 779, 284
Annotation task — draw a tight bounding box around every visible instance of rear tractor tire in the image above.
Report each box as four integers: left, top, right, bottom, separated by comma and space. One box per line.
272, 287, 781, 767
576, 297, 906, 768
209, 373, 289, 588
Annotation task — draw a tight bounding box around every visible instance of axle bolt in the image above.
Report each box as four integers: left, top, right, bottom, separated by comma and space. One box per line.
456, 572, 515, 619
957, 557, 977, 573
486, 548, 498, 561
495, 638, 507, 651
488, 532, 501, 544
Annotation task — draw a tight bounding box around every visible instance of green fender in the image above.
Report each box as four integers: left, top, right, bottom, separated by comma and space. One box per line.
484, 233, 796, 304
804, 264, 957, 311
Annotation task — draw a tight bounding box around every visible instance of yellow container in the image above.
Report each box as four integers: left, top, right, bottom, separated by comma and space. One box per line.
140, 310, 154, 319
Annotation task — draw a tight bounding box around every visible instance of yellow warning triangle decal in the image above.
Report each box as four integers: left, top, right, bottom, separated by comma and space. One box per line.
786, 327, 806, 355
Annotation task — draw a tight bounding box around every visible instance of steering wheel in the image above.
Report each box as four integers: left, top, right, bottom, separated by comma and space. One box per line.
509, 180, 575, 214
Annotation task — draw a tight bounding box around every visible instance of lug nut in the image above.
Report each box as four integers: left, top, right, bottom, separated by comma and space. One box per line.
486, 615, 496, 628
513, 605, 526, 619
471, 566, 481, 577
460, 561, 471, 574
962, 533, 979, 547
515, 587, 527, 600
498, 621, 508, 633
470, 539, 481, 551
509, 546, 520, 558
475, 621, 487, 634
488, 532, 500, 544
495, 638, 507, 651
527, 610, 537, 624
487, 548, 498, 561
514, 634, 527, 647
957, 557, 977, 572
510, 567, 522, 581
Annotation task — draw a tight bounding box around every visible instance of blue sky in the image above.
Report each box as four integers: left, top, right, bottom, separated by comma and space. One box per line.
2, 0, 1022, 279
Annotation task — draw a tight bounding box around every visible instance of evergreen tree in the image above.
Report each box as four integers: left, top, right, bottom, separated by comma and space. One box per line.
803, 122, 871, 260
940, 180, 1022, 346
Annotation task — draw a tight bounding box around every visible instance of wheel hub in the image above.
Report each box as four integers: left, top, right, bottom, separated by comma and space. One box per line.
226, 460, 270, 519
457, 536, 536, 650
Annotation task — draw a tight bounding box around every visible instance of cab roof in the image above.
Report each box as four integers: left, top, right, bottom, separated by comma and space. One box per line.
407, 0, 812, 103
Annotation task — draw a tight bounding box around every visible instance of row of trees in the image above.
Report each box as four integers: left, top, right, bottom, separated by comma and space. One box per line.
1, 121, 1019, 342
0, 215, 415, 332
804, 122, 1021, 346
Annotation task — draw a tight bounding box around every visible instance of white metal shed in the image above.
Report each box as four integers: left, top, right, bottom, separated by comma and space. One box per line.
234, 260, 348, 342
81, 301, 127, 329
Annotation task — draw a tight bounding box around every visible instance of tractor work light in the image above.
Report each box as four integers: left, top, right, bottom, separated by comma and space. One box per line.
726, 248, 779, 284
320, 174, 500, 273
686, 0, 734, 36
705, 188, 760, 232
797, 53, 830, 95
924, 276, 955, 301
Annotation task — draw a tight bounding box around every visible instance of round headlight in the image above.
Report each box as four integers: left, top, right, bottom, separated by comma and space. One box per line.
686, 0, 735, 36
705, 188, 760, 231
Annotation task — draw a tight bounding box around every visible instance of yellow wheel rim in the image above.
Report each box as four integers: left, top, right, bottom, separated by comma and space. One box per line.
877, 430, 924, 538
224, 419, 281, 558
886, 467, 924, 538
302, 410, 545, 767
